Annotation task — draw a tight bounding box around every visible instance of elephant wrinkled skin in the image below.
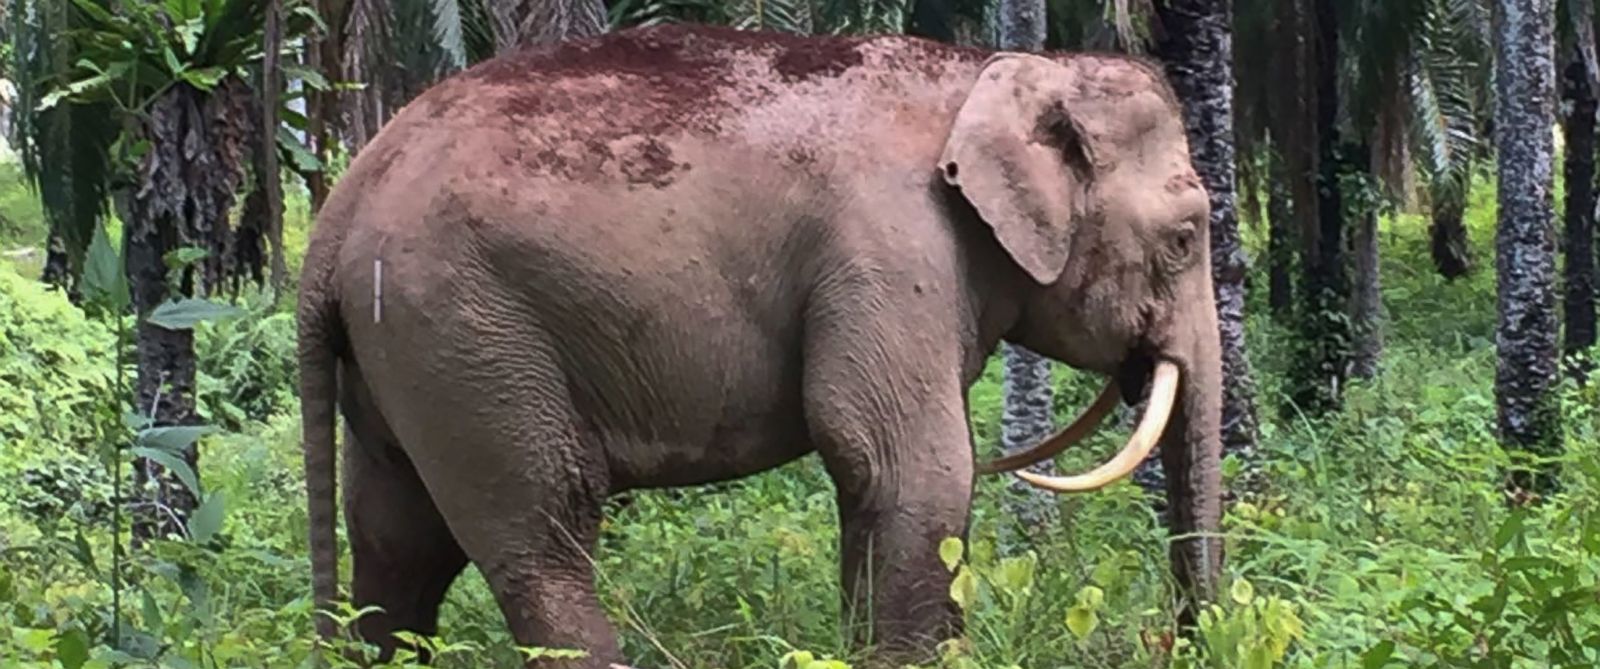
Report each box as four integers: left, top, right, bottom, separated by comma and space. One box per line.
298, 24, 1223, 667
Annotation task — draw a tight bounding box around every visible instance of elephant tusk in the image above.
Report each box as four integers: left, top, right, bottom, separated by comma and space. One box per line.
1013, 361, 1179, 493
975, 381, 1121, 474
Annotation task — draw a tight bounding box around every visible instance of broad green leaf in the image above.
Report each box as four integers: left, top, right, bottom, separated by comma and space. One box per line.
949, 567, 977, 611
1361, 640, 1396, 669
1075, 585, 1104, 609
141, 587, 164, 633
1242, 643, 1273, 669
282, 64, 330, 90
55, 629, 90, 669
163, 247, 209, 270
939, 537, 963, 572
1231, 578, 1255, 605
781, 650, 816, 669
147, 298, 244, 330
16, 628, 53, 653
38, 89, 70, 111
137, 425, 218, 453
69, 529, 98, 575
278, 127, 323, 171
1065, 605, 1098, 640
189, 491, 227, 543
83, 223, 129, 310
997, 553, 1036, 593
162, 46, 185, 76
71, 0, 116, 24
290, 4, 330, 31
181, 67, 227, 90
1494, 510, 1524, 551
130, 447, 202, 497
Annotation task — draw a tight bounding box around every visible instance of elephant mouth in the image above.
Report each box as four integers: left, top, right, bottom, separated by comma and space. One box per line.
975, 353, 1179, 493
1114, 352, 1157, 406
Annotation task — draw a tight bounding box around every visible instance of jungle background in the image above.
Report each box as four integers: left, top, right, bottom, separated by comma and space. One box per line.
2, 0, 1599, 667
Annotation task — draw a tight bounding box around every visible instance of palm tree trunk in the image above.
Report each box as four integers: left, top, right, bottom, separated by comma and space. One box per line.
1493, 0, 1561, 496
996, 0, 1054, 545
127, 82, 254, 540
1563, 52, 1598, 380
41, 229, 75, 295
1152, 0, 1259, 466
1350, 145, 1383, 379
126, 92, 202, 542
1267, 143, 1294, 317
1430, 188, 1473, 280
1287, 0, 1351, 414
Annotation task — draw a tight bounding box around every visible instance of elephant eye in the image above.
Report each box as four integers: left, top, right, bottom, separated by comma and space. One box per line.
1169, 224, 1196, 257
1159, 221, 1201, 271
1173, 227, 1194, 254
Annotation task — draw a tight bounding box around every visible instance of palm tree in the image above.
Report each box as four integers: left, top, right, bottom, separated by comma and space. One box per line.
14, 0, 307, 538
1493, 0, 1561, 495
1561, 0, 1598, 380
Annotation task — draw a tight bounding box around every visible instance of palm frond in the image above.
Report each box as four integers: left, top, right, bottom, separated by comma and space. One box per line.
11, 0, 116, 275
1406, 0, 1488, 200
432, 0, 468, 69
731, 0, 813, 33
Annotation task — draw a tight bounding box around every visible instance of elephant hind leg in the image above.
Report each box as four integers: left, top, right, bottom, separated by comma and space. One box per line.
343, 424, 469, 663
363, 334, 622, 668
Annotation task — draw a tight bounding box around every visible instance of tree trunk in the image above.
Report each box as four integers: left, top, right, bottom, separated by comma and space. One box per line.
41, 230, 75, 296
1153, 0, 1259, 470
1430, 189, 1473, 280
262, 0, 287, 292
1562, 53, 1598, 380
995, 0, 1054, 545
1350, 145, 1383, 379
1267, 143, 1294, 318
1287, 0, 1350, 415
1493, 0, 1561, 497
127, 83, 254, 540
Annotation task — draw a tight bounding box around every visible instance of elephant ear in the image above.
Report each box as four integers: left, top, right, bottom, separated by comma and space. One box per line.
939, 54, 1098, 286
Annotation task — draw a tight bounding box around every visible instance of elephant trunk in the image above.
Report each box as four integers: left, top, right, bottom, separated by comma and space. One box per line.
1157, 317, 1224, 611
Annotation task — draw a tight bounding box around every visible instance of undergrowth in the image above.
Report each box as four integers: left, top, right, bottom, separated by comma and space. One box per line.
1, 170, 1597, 668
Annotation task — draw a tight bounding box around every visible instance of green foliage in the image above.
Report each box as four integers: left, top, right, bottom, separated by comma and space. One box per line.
0, 270, 118, 527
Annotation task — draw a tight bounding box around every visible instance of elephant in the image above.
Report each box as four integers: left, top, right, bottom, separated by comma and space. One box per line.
297, 23, 1224, 668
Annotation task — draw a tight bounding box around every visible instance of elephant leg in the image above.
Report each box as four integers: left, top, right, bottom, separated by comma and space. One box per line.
344, 426, 469, 662
376, 340, 621, 668
804, 348, 974, 663
827, 462, 972, 662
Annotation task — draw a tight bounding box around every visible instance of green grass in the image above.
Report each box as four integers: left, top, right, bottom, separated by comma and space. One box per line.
1, 161, 1597, 668
0, 160, 49, 278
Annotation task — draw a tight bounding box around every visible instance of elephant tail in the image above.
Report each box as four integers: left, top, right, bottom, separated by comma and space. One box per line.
297, 255, 343, 645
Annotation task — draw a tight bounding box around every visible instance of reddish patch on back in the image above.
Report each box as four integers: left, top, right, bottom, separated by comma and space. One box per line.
412, 26, 990, 189
771, 41, 864, 82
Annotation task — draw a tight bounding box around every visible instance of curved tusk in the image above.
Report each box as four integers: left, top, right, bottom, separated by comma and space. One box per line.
976, 381, 1121, 475
1014, 361, 1180, 493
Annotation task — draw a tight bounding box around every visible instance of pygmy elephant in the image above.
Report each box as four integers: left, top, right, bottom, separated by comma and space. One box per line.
298, 24, 1224, 667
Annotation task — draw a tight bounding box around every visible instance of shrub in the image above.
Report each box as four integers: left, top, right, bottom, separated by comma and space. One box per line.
0, 271, 118, 526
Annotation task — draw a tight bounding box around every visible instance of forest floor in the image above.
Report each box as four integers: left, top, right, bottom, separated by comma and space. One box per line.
1, 159, 1597, 668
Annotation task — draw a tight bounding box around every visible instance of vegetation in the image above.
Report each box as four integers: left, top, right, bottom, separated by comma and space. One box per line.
2, 158, 1597, 666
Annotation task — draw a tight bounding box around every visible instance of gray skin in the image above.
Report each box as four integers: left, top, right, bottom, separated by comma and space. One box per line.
298, 24, 1223, 668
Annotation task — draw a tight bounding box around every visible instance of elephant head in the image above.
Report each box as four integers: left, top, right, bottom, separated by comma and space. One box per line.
941, 53, 1223, 591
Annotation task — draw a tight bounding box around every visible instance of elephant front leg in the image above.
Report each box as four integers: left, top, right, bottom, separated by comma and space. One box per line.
834, 475, 971, 659
813, 401, 975, 663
